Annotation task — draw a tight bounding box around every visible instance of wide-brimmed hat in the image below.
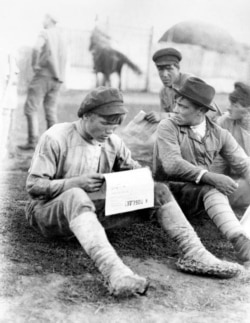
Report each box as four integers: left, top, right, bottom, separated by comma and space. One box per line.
77, 86, 128, 118
174, 77, 216, 111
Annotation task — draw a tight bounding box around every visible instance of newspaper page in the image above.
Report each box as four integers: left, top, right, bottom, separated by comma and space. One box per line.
103, 167, 154, 216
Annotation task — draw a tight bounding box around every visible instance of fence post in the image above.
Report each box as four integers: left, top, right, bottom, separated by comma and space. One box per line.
144, 26, 154, 92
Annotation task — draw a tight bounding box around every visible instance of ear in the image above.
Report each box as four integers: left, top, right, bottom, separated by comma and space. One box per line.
83, 112, 93, 120
198, 107, 208, 115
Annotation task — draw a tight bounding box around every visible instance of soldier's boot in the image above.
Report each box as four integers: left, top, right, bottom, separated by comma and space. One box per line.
18, 114, 39, 150
70, 212, 149, 296
204, 188, 250, 267
158, 199, 242, 278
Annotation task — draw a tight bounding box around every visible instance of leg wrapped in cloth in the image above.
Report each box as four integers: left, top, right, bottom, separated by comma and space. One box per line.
27, 188, 149, 297
203, 188, 250, 267
70, 212, 149, 296
156, 186, 243, 278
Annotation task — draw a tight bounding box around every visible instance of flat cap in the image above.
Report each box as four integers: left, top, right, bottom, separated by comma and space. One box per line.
229, 82, 250, 107
77, 86, 127, 118
152, 48, 182, 66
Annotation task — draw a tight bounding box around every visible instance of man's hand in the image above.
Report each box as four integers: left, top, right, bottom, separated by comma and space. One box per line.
144, 111, 161, 123
202, 172, 238, 195
78, 173, 105, 192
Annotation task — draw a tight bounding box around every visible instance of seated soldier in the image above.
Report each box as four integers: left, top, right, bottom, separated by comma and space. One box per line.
145, 48, 221, 123
218, 82, 250, 156
153, 77, 250, 269
212, 82, 250, 170
211, 82, 250, 207
25, 87, 242, 298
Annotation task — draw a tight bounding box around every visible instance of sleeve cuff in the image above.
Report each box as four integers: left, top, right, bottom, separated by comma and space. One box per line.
195, 170, 208, 184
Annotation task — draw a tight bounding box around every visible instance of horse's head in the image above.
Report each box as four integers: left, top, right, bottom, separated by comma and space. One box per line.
89, 27, 111, 51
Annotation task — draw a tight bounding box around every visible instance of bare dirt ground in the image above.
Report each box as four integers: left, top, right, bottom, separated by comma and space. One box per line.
0, 90, 250, 323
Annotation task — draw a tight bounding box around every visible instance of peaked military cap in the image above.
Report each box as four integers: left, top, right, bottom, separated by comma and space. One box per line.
152, 48, 182, 66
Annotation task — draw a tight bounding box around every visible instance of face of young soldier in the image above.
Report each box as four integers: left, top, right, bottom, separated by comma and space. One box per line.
173, 97, 205, 126
228, 101, 249, 120
157, 64, 180, 87
84, 113, 125, 142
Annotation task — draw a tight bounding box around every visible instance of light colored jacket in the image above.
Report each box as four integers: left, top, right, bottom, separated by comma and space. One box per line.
153, 116, 249, 182
26, 120, 140, 201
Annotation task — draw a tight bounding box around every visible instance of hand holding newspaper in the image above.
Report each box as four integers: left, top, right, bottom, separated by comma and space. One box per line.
103, 167, 154, 216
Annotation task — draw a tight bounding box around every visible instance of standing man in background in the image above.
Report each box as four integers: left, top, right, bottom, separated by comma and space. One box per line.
0, 49, 19, 159
19, 12, 67, 150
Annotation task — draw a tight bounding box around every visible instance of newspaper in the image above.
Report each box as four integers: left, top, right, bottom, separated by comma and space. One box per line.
103, 167, 154, 216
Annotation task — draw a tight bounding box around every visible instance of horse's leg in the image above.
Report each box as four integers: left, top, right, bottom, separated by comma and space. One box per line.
102, 74, 106, 86
118, 72, 122, 90
105, 74, 111, 87
96, 73, 99, 87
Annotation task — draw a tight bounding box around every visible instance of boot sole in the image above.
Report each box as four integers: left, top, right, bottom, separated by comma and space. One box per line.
176, 258, 242, 279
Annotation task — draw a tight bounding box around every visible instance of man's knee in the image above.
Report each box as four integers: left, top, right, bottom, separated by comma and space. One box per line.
154, 182, 174, 206
64, 187, 92, 203
63, 188, 96, 218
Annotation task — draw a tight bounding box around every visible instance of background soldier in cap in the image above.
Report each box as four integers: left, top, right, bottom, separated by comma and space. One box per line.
153, 77, 250, 268
145, 47, 190, 123
145, 47, 221, 123
18, 13, 67, 150
24, 86, 242, 297
217, 82, 250, 156
211, 82, 250, 207
213, 82, 250, 166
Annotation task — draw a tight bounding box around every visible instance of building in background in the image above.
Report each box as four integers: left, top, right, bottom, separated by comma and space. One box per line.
155, 21, 250, 93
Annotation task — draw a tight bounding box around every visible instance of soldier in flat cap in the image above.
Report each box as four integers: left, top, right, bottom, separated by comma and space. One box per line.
217, 82, 250, 157
145, 47, 221, 123
145, 48, 190, 123
211, 82, 250, 207
25, 86, 243, 297
153, 77, 250, 268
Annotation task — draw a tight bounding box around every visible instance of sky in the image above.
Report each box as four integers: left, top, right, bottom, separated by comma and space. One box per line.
0, 0, 250, 49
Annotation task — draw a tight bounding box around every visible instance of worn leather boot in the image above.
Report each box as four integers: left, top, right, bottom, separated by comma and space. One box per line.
158, 200, 242, 278
70, 212, 149, 296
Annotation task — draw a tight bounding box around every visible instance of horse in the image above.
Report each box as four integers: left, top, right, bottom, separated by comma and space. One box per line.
89, 28, 142, 90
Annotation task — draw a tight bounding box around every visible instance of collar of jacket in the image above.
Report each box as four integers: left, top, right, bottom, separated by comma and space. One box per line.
178, 116, 214, 143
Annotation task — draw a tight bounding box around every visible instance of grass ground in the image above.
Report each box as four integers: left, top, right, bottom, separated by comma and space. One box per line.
0, 90, 250, 323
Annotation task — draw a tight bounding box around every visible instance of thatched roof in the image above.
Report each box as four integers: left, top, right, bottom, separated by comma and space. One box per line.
159, 21, 237, 54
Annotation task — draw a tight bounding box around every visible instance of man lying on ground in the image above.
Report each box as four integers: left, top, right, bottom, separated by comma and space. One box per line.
25, 86, 242, 298
153, 77, 250, 269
